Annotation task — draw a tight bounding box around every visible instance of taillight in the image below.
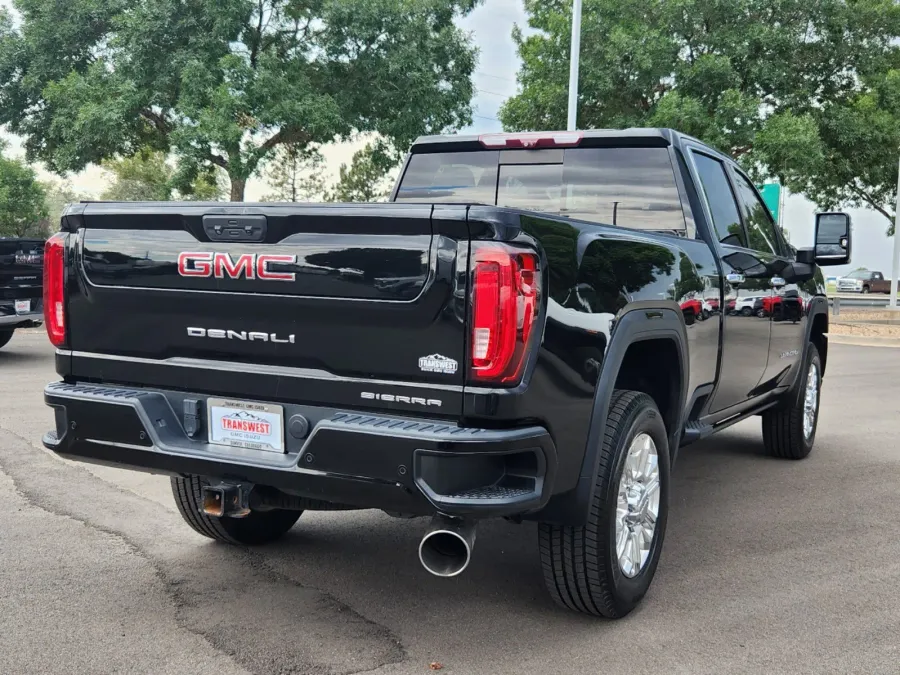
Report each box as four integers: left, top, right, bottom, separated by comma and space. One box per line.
43, 233, 66, 347
470, 243, 540, 385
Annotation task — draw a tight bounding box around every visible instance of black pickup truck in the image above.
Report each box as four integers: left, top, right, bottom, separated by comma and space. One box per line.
41, 129, 851, 618
0, 237, 44, 349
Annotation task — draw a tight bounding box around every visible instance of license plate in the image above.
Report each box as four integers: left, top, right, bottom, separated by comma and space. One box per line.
207, 398, 285, 454
14, 300, 30, 314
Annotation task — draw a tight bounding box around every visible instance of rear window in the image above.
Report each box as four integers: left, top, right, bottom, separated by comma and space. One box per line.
395, 147, 686, 232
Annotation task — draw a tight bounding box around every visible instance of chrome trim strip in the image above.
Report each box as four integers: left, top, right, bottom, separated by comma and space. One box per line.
69, 351, 465, 393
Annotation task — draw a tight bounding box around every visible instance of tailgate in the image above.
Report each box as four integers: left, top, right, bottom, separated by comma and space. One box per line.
0, 238, 44, 309
68, 203, 469, 415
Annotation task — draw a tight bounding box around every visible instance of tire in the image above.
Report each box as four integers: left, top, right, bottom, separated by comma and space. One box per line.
756, 309, 766, 318
862, 286, 869, 294
741, 307, 753, 317
0, 330, 13, 350
171, 475, 302, 545
539, 390, 670, 618
762, 343, 822, 460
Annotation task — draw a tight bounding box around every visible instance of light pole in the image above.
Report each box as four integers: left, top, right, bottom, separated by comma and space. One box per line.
891, 155, 900, 309
567, 0, 583, 132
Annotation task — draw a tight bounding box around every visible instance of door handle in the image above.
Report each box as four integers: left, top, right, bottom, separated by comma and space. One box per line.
726, 272, 745, 285
770, 276, 786, 288
203, 215, 267, 242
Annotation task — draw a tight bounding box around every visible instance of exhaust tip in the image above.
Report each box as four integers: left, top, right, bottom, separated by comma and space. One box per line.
419, 529, 472, 578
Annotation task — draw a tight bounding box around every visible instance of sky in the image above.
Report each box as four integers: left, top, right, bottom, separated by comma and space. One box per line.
0, 0, 892, 277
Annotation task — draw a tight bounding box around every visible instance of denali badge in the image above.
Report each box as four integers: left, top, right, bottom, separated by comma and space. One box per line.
418, 353, 458, 375
361, 392, 442, 407
178, 252, 297, 281
187, 327, 295, 343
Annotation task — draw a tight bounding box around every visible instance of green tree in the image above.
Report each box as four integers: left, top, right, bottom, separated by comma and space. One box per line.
101, 149, 226, 201
263, 144, 327, 202
186, 169, 229, 202
501, 0, 900, 231
101, 150, 172, 202
0, 0, 480, 202
39, 180, 88, 235
673, 253, 704, 301
325, 143, 398, 203
0, 149, 47, 237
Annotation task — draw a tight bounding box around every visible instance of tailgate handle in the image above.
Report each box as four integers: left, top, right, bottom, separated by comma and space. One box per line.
203, 215, 267, 242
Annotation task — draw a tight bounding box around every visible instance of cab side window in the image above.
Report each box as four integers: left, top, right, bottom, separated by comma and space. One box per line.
691, 152, 745, 247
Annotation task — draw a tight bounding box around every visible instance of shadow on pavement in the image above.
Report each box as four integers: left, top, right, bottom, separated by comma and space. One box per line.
0, 348, 46, 365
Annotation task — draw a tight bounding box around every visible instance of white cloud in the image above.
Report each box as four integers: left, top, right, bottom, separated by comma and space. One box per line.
457, 0, 527, 133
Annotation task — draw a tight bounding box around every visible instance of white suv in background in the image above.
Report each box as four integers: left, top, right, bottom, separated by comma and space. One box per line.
733, 296, 764, 316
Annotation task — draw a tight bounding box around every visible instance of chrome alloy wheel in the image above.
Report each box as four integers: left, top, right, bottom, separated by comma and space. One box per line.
803, 361, 819, 440
615, 433, 660, 578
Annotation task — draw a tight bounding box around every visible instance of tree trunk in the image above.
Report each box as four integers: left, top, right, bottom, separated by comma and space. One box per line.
230, 177, 246, 202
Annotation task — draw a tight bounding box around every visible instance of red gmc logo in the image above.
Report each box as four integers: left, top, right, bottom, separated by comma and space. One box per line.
177, 252, 297, 281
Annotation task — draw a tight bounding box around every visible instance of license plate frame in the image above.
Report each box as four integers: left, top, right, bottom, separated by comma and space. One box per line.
207, 398, 286, 454
14, 300, 31, 314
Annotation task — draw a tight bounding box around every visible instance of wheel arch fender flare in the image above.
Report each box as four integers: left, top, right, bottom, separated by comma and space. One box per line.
572, 303, 690, 521
801, 296, 829, 377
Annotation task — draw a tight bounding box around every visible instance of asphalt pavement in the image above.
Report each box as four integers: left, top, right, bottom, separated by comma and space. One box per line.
1, 329, 898, 675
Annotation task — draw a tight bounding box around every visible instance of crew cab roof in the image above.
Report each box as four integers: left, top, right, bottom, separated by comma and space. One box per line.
409, 127, 728, 162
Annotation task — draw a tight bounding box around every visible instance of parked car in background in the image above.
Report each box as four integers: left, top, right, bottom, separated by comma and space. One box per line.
0, 237, 44, 350
753, 293, 803, 322
837, 270, 891, 293
733, 295, 765, 316
681, 297, 704, 323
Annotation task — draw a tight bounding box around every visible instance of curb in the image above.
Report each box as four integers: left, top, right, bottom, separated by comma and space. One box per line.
827, 333, 900, 348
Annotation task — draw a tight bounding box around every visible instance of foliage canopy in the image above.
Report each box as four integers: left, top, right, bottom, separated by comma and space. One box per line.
501, 0, 900, 232
0, 147, 47, 237
0, 0, 481, 201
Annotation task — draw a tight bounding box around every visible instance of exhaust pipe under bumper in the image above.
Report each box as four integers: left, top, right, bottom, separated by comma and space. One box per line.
418, 515, 476, 578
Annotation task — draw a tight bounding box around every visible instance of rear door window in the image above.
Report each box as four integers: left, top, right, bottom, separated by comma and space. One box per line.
690, 152, 745, 247
396, 146, 687, 233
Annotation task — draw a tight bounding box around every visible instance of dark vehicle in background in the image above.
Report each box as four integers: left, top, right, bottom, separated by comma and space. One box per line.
754, 293, 803, 321
41, 128, 851, 619
0, 237, 44, 350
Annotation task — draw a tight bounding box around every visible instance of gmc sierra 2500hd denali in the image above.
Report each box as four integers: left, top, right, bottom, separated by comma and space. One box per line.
0, 237, 44, 350
42, 129, 851, 618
